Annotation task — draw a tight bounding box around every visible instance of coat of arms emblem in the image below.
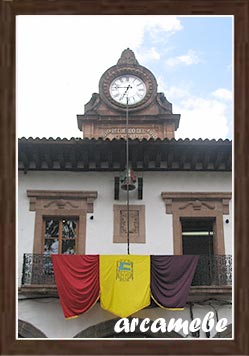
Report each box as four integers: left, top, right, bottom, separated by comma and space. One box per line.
116, 260, 133, 281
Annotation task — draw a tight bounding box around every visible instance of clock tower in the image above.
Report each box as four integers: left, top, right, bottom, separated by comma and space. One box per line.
77, 48, 180, 140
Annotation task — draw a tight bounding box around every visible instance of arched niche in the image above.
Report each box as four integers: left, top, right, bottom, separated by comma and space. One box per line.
74, 318, 183, 338
18, 319, 47, 338
213, 323, 232, 338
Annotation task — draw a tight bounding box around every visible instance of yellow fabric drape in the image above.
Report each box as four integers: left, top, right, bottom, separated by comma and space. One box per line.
100, 255, 150, 318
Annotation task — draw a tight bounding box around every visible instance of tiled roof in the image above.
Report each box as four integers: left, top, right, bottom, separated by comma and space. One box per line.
18, 137, 232, 172
19, 137, 232, 144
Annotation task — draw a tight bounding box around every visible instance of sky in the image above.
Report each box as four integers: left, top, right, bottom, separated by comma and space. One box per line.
16, 15, 233, 140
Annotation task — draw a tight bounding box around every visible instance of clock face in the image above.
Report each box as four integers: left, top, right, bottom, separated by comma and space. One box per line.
109, 75, 146, 106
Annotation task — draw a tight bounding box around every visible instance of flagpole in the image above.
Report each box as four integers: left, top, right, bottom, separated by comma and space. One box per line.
126, 96, 130, 255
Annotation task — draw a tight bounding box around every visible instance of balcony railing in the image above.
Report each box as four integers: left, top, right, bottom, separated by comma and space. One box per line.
191, 254, 232, 286
21, 254, 55, 286
21, 254, 232, 287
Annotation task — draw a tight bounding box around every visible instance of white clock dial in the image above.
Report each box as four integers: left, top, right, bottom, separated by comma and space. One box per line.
109, 75, 146, 105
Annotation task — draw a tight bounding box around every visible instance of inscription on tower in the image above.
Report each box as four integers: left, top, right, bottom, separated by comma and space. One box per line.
103, 127, 158, 140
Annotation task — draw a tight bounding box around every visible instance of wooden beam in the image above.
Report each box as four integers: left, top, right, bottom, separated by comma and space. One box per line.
44, 148, 53, 169
58, 152, 65, 169
114, 177, 120, 200
167, 150, 174, 169
225, 152, 232, 170
108, 150, 113, 169
191, 151, 199, 170
131, 149, 137, 169
119, 148, 126, 171
178, 154, 184, 170
155, 152, 161, 168
138, 177, 143, 200
95, 147, 101, 169
32, 151, 41, 170
69, 147, 77, 169
214, 151, 224, 170
203, 151, 210, 170
80, 149, 89, 170
143, 151, 149, 169
20, 151, 29, 171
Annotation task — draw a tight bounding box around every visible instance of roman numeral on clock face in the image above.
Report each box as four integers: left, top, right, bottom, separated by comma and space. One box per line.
109, 75, 146, 105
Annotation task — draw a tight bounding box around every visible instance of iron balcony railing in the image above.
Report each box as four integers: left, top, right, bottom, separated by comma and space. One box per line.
191, 254, 232, 286
21, 254, 232, 287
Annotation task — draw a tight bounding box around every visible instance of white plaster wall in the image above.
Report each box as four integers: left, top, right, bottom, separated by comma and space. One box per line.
18, 299, 114, 339
223, 200, 233, 255
18, 170, 232, 284
18, 169, 232, 339
18, 299, 232, 339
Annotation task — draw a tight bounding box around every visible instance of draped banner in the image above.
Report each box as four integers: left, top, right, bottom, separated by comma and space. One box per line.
100, 255, 150, 318
150, 255, 199, 310
52, 254, 99, 319
52, 255, 198, 318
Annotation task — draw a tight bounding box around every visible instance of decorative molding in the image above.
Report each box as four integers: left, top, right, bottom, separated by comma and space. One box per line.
161, 192, 231, 215
161, 192, 232, 199
99, 64, 157, 113
86, 197, 95, 213
29, 197, 36, 211
27, 190, 98, 254
120, 210, 139, 234
27, 190, 97, 213
113, 205, 145, 243
161, 192, 232, 255
43, 200, 79, 209
117, 48, 139, 65
178, 201, 215, 211
27, 190, 97, 199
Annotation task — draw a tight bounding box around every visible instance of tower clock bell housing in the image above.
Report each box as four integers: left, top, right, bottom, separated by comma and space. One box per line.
77, 48, 180, 141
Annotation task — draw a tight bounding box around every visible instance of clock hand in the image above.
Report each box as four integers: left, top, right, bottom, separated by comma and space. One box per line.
120, 84, 132, 100
114, 86, 133, 89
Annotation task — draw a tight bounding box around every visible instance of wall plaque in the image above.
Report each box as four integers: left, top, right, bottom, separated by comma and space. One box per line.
103, 127, 158, 140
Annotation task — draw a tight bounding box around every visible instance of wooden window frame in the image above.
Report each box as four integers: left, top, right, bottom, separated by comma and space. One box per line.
113, 204, 146, 243
27, 190, 97, 254
43, 217, 79, 254
161, 192, 232, 255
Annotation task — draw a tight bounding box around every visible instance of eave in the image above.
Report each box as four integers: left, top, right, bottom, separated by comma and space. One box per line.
18, 137, 232, 173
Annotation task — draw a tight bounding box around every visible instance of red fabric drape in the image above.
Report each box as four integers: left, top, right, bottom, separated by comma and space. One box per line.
52, 255, 99, 319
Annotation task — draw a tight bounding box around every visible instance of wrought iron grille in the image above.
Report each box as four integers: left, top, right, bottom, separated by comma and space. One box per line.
21, 253, 232, 287
22, 253, 55, 285
191, 254, 232, 286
